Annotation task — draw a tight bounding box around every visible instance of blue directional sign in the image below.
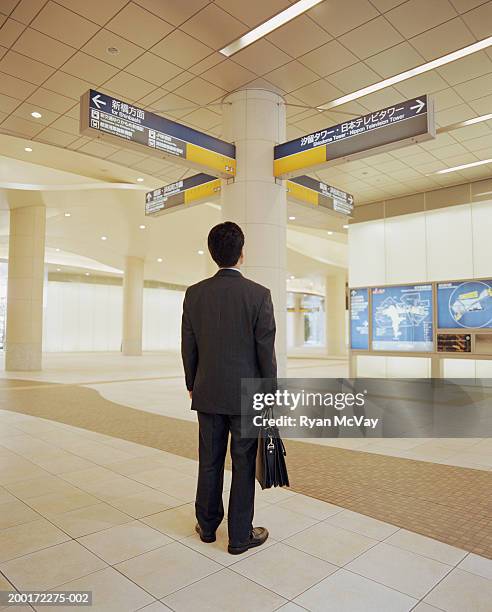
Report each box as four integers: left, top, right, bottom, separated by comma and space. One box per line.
438, 280, 492, 329
372, 284, 434, 352
274, 95, 435, 179
80, 89, 236, 178
350, 288, 369, 350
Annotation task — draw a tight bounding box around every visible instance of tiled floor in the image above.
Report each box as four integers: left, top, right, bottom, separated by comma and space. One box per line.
1, 409, 491, 612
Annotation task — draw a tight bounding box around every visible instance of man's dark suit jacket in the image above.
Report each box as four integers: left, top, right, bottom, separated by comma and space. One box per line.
181, 268, 277, 415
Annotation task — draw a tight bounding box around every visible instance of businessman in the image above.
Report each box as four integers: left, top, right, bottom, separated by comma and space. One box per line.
181, 222, 277, 555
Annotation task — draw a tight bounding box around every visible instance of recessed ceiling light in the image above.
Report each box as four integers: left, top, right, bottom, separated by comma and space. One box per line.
24, 147, 32, 152
157, 257, 163, 263
318, 35, 492, 110
220, 0, 324, 56
434, 158, 492, 174
31, 111, 42, 119
289, 216, 296, 220
85, 272, 90, 276
56, 268, 61, 272
55, 248, 60, 252
136, 177, 144, 183
64, 212, 71, 217
327, 230, 333, 235
289, 275, 296, 280
101, 235, 108, 241
106, 46, 120, 55
343, 224, 349, 229
139, 224, 146, 229
197, 250, 204, 255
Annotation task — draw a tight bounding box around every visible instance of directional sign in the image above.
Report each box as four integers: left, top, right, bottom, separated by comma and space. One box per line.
80, 90, 236, 178
145, 173, 220, 216
274, 95, 435, 179
287, 175, 354, 216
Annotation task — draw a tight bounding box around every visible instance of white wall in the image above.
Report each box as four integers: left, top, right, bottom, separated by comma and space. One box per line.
349, 199, 492, 377
43, 281, 184, 352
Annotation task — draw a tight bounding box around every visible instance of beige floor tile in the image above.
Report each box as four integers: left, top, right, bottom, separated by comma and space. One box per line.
68, 442, 135, 465
78, 521, 172, 564
108, 489, 183, 518
294, 568, 417, 612
105, 456, 175, 476
27, 490, 98, 516
277, 494, 342, 520
252, 505, 319, 540
275, 604, 305, 612
32, 567, 154, 612
385, 529, 468, 565
324, 510, 400, 540
0, 500, 40, 530
131, 467, 197, 501
458, 552, 492, 580
0, 488, 16, 504
232, 542, 338, 599
139, 603, 173, 612
60, 466, 119, 488
412, 603, 443, 611
255, 487, 296, 504
285, 522, 378, 566
30, 451, 95, 475
0, 540, 107, 591
346, 542, 452, 599
49, 502, 132, 538
162, 567, 286, 611
0, 459, 48, 485
5, 475, 81, 501
76, 476, 151, 502
115, 542, 221, 598
424, 567, 492, 611
0, 518, 70, 562
181, 524, 276, 566
141, 503, 196, 540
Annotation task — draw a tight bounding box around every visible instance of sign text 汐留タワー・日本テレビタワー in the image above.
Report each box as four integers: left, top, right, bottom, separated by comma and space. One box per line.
274, 95, 435, 179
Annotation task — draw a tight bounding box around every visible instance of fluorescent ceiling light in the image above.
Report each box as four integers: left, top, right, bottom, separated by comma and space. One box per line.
435, 158, 492, 174
197, 250, 204, 255
137, 177, 144, 182
318, 36, 492, 110
24, 147, 32, 152
438, 113, 492, 134
31, 111, 42, 118
220, 0, 324, 57
289, 216, 296, 220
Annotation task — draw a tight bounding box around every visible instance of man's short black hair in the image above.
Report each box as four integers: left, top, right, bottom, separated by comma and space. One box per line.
208, 222, 244, 268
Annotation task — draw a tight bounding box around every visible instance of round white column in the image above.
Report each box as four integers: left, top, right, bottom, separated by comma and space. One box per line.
6, 205, 46, 371
122, 256, 144, 356
221, 89, 287, 375
325, 271, 348, 356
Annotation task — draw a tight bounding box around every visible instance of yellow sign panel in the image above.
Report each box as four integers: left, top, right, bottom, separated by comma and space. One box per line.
184, 178, 221, 204
273, 145, 326, 178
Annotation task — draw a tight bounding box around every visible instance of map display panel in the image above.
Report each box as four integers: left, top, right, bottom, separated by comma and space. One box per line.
350, 288, 369, 350
372, 284, 433, 352
438, 280, 492, 329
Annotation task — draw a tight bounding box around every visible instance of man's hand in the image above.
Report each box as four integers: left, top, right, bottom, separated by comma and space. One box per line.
188, 390, 193, 399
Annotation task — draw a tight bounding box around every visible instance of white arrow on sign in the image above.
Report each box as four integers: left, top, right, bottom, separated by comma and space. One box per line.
410, 99, 425, 114
92, 94, 106, 109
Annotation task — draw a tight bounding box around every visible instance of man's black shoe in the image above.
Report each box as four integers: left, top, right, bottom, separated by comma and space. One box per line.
228, 527, 269, 555
195, 523, 216, 543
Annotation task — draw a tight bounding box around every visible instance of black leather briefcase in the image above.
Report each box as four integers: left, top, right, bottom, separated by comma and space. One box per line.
255, 409, 289, 489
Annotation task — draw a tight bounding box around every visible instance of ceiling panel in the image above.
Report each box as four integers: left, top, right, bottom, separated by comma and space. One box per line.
0, 50, 55, 85
82, 29, 144, 69
385, 0, 458, 38
461, 1, 492, 38
215, 0, 290, 27
338, 17, 403, 60
410, 17, 475, 61
180, 4, 248, 50
55, 0, 129, 25
365, 42, 425, 78
266, 60, 318, 92
231, 39, 291, 76
106, 3, 173, 49
10, 0, 46, 24
30, 1, 99, 48
151, 30, 213, 69
133, 0, 210, 27
125, 52, 182, 86
0, 18, 26, 47
62, 52, 119, 84
307, 0, 379, 37
201, 59, 256, 91
13, 27, 75, 68
299, 40, 358, 77
267, 15, 332, 58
